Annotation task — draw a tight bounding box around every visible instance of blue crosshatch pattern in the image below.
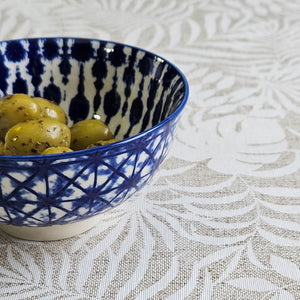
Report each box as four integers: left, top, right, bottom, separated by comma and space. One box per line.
0, 37, 188, 226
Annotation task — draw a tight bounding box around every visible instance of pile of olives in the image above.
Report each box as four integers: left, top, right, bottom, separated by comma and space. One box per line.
0, 94, 117, 155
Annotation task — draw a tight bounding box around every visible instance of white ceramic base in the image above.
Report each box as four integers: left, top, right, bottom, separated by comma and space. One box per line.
0, 214, 103, 241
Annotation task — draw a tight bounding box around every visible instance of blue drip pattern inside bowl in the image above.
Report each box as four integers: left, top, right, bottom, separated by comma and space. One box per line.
0, 37, 188, 226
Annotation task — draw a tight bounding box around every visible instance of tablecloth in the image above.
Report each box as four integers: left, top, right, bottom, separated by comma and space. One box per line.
0, 0, 300, 299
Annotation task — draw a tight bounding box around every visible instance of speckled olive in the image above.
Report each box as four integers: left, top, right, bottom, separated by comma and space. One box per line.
87, 139, 118, 148
4, 118, 71, 155
33, 97, 68, 124
70, 119, 114, 151
41, 146, 73, 154
0, 94, 43, 140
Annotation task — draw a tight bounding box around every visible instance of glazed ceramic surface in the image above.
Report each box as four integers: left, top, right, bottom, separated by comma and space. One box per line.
0, 37, 188, 232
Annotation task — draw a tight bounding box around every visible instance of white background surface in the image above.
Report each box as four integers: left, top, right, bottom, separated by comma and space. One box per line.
0, 0, 300, 299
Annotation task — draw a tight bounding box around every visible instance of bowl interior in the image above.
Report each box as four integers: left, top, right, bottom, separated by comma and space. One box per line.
0, 37, 187, 140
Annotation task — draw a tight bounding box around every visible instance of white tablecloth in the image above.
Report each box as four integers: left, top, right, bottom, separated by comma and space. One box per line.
0, 0, 300, 299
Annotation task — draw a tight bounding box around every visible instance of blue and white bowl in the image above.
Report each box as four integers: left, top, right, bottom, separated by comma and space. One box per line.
0, 37, 189, 240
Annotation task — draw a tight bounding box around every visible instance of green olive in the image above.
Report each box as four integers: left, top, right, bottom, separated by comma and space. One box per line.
87, 139, 118, 148
0, 94, 43, 140
33, 97, 68, 124
4, 119, 71, 155
70, 119, 114, 150
41, 146, 73, 154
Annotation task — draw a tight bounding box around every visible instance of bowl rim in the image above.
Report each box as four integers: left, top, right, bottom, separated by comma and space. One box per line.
0, 37, 189, 161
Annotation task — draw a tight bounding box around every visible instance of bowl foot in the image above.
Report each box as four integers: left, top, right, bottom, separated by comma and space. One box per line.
0, 214, 103, 241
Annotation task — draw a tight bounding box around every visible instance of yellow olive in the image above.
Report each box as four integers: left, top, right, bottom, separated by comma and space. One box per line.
5, 119, 71, 155
0, 94, 12, 105
87, 139, 118, 148
70, 119, 114, 151
41, 146, 73, 154
32, 97, 68, 124
0, 94, 43, 140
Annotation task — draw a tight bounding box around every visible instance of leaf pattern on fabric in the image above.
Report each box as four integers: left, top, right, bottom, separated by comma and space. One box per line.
0, 0, 299, 299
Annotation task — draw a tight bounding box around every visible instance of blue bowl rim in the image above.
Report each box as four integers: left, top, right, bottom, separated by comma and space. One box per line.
0, 37, 189, 161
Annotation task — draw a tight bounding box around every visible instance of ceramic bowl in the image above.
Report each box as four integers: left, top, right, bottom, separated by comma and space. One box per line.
0, 37, 189, 240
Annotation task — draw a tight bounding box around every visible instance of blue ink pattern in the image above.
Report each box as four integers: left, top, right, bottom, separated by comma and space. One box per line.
0, 37, 188, 227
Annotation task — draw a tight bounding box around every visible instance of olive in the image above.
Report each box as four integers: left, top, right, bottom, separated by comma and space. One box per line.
41, 146, 73, 154
87, 139, 118, 148
0, 94, 43, 140
33, 97, 68, 124
0, 94, 12, 105
70, 119, 114, 150
4, 118, 71, 155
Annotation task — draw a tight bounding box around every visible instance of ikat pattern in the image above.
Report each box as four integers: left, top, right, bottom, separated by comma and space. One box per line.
0, 37, 187, 226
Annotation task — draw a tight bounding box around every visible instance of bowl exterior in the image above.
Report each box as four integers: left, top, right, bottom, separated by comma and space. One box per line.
0, 117, 178, 226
